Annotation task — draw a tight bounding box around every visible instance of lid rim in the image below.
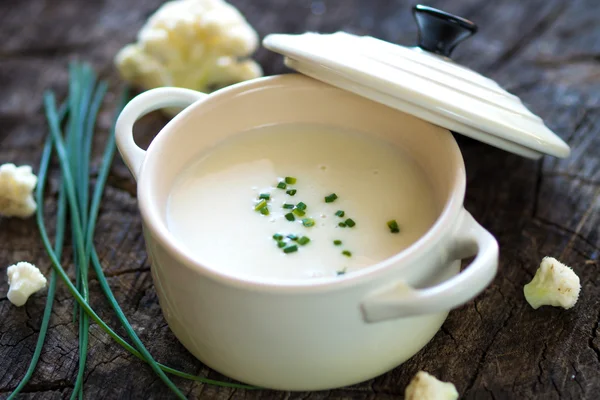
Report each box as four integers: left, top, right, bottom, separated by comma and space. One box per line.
264, 32, 571, 159
286, 58, 561, 159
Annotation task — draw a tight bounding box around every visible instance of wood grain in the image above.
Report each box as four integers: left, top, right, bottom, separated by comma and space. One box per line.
1, 0, 599, 398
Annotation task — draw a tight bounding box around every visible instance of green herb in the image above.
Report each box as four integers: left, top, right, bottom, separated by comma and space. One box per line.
285, 213, 295, 221
324, 193, 338, 203
260, 207, 270, 216
285, 177, 297, 184
66, 63, 98, 398
254, 199, 267, 211
387, 219, 400, 233
336, 268, 347, 276
286, 189, 297, 196
298, 236, 310, 245
277, 181, 287, 189
302, 218, 316, 227
345, 218, 356, 227
293, 208, 306, 217
342, 250, 352, 257
30, 67, 257, 400
9, 103, 69, 400
338, 222, 347, 228
335, 210, 345, 217
277, 241, 286, 248
333, 240, 342, 246
273, 233, 283, 241
283, 245, 298, 254
283, 203, 294, 209
259, 193, 270, 200
296, 202, 307, 211
43, 84, 192, 399
287, 234, 298, 241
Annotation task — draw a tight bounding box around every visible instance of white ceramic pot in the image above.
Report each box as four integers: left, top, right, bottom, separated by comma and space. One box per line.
115, 74, 498, 390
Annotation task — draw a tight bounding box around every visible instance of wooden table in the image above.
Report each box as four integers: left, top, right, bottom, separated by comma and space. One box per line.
1, 0, 599, 398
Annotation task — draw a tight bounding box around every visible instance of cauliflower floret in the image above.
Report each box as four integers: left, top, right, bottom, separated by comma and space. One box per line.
115, 0, 262, 99
524, 256, 581, 309
0, 163, 38, 218
405, 371, 458, 400
7, 262, 47, 307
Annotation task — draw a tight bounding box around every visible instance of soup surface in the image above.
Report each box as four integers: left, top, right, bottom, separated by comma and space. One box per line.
167, 124, 438, 280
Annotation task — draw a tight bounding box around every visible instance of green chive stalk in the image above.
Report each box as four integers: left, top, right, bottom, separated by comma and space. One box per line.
67, 62, 83, 321
45, 89, 187, 400
7, 105, 68, 400
31, 71, 257, 397
68, 63, 98, 400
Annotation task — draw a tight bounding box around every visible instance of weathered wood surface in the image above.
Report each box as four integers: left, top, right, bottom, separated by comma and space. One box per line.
1, 0, 599, 398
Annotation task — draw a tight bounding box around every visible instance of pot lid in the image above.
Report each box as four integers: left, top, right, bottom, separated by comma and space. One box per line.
262, 5, 570, 159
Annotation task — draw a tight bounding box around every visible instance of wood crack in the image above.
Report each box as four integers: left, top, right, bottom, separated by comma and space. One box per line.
589, 306, 600, 365
571, 362, 584, 395
560, 186, 600, 259
542, 172, 600, 187
440, 325, 458, 347
531, 158, 544, 218
537, 342, 548, 384
550, 376, 561, 398
0, 379, 74, 394
487, 2, 568, 74
96, 266, 150, 279
534, 53, 600, 67
83, 353, 124, 384
532, 216, 600, 253
0, 43, 91, 60
484, 383, 498, 400
463, 302, 519, 397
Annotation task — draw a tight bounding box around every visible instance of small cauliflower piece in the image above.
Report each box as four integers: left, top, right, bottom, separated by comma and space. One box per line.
0, 163, 38, 218
405, 371, 459, 400
115, 0, 262, 99
524, 256, 581, 310
7, 262, 47, 307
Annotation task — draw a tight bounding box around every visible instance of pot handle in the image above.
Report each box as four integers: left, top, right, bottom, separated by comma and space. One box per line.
115, 87, 208, 181
360, 210, 498, 322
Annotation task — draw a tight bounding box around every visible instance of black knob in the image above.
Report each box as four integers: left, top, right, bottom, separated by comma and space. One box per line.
412, 5, 477, 58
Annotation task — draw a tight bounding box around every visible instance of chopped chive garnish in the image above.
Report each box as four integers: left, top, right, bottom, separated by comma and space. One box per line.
296, 202, 307, 211
277, 241, 286, 248
283, 245, 298, 254
345, 218, 356, 227
273, 233, 283, 241
277, 181, 287, 189
333, 240, 342, 246
338, 222, 347, 228
337, 268, 347, 276
285, 213, 295, 221
285, 177, 297, 184
387, 219, 400, 233
302, 218, 315, 227
259, 193, 270, 200
287, 234, 298, 241
254, 199, 267, 211
283, 203, 294, 209
324, 193, 338, 203
335, 210, 345, 217
286, 189, 297, 196
342, 250, 352, 257
298, 236, 310, 245
293, 208, 306, 217
260, 207, 270, 215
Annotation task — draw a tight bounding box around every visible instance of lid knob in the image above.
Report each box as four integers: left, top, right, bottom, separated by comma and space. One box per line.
412, 5, 478, 58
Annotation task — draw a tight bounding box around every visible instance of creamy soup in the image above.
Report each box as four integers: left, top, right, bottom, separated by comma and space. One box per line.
167, 124, 438, 280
